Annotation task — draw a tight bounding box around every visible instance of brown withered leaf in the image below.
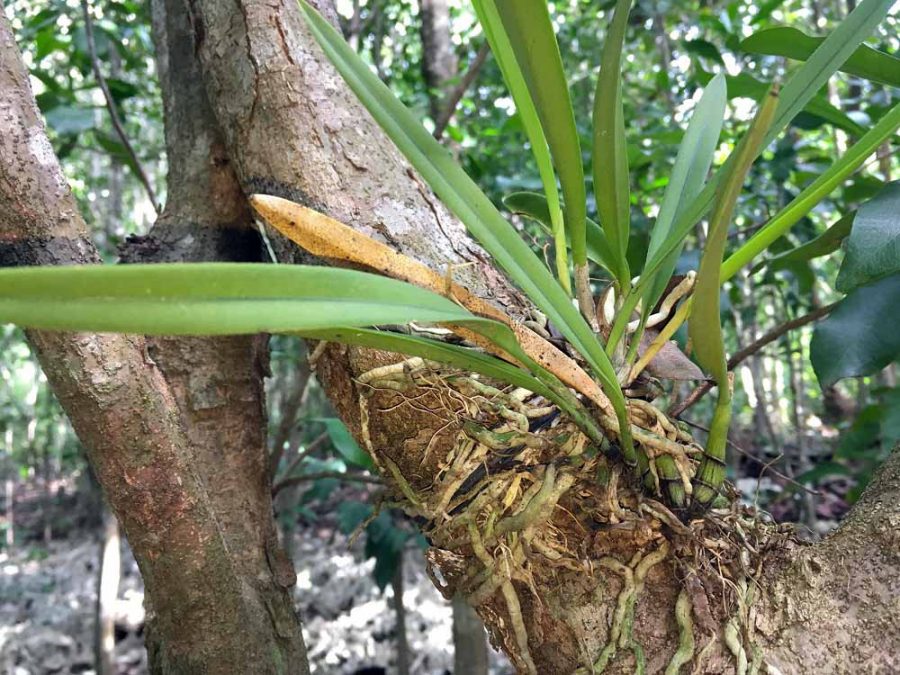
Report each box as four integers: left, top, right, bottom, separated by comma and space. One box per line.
249, 195, 615, 414
638, 329, 705, 381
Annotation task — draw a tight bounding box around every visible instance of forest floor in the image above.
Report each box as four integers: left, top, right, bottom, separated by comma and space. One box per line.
0, 430, 850, 675
0, 492, 512, 675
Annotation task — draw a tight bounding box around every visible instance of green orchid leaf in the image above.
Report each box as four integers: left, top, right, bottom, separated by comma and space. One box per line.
593, 0, 633, 288
642, 73, 727, 326
742, 26, 900, 88
491, 0, 586, 270
0, 263, 485, 334
472, 0, 569, 291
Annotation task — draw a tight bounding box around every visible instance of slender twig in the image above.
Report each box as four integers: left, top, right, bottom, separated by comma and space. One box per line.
432, 42, 490, 140
81, 0, 159, 213
277, 431, 329, 486
272, 470, 383, 495
267, 364, 313, 480
669, 302, 839, 418
679, 418, 820, 495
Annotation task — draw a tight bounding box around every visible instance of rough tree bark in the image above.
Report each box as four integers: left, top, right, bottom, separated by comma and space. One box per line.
0, 9, 308, 674
183, 1, 900, 672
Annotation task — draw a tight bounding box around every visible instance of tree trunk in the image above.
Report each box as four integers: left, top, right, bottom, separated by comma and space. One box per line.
418, 0, 458, 121
181, 2, 900, 672
452, 595, 489, 675
95, 506, 121, 675
0, 10, 308, 674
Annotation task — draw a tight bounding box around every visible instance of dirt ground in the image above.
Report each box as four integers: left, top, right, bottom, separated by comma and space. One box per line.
0, 524, 512, 674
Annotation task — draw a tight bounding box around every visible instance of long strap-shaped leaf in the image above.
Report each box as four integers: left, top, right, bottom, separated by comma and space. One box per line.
641, 74, 727, 328
489, 0, 586, 272
688, 89, 780, 510
297, 0, 635, 459
721, 100, 900, 281
0, 263, 492, 334
0, 262, 606, 444
742, 26, 900, 88
472, 0, 570, 293
592, 0, 633, 290
606, 0, 895, 350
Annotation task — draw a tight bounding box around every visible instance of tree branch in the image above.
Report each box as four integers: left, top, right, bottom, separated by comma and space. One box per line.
268, 362, 313, 480
273, 470, 383, 495
678, 418, 820, 495
81, 0, 159, 214
276, 431, 330, 487
432, 41, 490, 140
668, 302, 839, 418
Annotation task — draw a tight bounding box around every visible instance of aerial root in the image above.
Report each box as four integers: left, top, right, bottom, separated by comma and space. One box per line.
577, 540, 670, 674
348, 356, 770, 673
665, 589, 695, 675
356, 354, 705, 510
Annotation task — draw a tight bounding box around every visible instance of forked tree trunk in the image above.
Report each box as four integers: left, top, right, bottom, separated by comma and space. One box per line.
0, 10, 308, 674
183, 1, 900, 672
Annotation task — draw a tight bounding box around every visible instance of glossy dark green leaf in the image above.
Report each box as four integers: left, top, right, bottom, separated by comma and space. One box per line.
836, 182, 900, 292
682, 38, 724, 65
318, 418, 375, 470
742, 26, 900, 88
811, 274, 900, 386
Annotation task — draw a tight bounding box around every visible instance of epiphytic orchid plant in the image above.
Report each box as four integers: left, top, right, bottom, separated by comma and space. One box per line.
1, 0, 898, 513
